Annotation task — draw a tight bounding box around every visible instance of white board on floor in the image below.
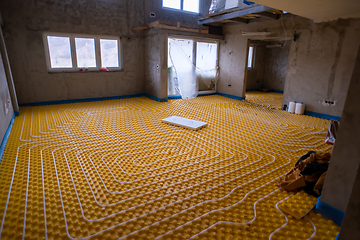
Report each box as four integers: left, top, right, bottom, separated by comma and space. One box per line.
161, 116, 207, 131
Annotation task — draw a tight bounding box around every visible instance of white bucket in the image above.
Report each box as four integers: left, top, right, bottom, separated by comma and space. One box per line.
288, 102, 296, 113
295, 103, 305, 115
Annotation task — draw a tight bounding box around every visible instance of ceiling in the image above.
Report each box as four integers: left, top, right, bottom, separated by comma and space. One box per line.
250, 0, 360, 22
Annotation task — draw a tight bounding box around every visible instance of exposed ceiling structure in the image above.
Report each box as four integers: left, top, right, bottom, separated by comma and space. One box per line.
198, 5, 284, 26
250, 0, 360, 22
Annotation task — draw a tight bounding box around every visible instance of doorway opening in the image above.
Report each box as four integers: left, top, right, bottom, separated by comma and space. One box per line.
167, 37, 219, 99
244, 39, 290, 108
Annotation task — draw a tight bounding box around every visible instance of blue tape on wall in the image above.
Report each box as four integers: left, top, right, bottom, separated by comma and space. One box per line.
198, 92, 217, 97
217, 93, 245, 100
145, 94, 168, 102
273, 90, 284, 94
0, 113, 15, 162
15, 110, 20, 116
19, 94, 145, 107
168, 96, 182, 99
316, 197, 345, 226
304, 110, 341, 121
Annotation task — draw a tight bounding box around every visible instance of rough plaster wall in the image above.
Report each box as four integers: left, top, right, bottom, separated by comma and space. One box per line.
144, 0, 212, 25
219, 34, 248, 98
145, 28, 162, 98
283, 18, 360, 117
160, 30, 168, 99
339, 167, 360, 240
219, 16, 360, 116
263, 43, 290, 91
321, 46, 360, 217
246, 44, 266, 91
0, 51, 14, 142
0, 0, 145, 104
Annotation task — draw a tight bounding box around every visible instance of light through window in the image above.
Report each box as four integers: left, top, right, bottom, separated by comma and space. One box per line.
163, 0, 181, 10
163, 0, 200, 13
47, 36, 72, 68
75, 38, 97, 68
100, 39, 120, 68
248, 46, 254, 68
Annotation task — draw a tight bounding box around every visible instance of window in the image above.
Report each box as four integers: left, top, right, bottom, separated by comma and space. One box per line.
47, 36, 72, 68
43, 33, 122, 72
163, 0, 200, 13
247, 46, 254, 68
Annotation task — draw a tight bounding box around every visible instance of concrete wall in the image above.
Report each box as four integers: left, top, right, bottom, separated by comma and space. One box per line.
0, 0, 145, 104
321, 45, 360, 218
219, 16, 360, 117
0, 51, 14, 142
246, 43, 266, 91
144, 0, 212, 25
283, 18, 360, 117
144, 28, 168, 100
263, 43, 290, 91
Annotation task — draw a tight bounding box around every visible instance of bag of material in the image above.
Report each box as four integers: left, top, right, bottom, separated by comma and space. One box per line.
325, 120, 339, 145
278, 151, 331, 193
277, 168, 306, 191
314, 172, 327, 196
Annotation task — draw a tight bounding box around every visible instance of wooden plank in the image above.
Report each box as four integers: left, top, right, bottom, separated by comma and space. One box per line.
149, 20, 209, 34
131, 25, 150, 31
229, 18, 249, 24
161, 116, 207, 131
256, 11, 279, 19
132, 20, 210, 34
198, 5, 272, 25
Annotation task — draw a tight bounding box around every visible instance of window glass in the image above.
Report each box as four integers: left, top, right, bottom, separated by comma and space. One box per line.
100, 39, 119, 68
196, 42, 217, 91
196, 42, 217, 70
248, 46, 254, 68
163, 0, 181, 10
75, 38, 96, 68
183, 0, 199, 13
168, 38, 194, 96
47, 36, 72, 68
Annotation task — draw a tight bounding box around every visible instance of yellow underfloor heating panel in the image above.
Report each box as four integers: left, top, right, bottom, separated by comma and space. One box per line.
0, 95, 340, 239
278, 191, 318, 220
245, 91, 283, 109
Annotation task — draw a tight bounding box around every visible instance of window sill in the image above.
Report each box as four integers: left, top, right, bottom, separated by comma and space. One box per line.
47, 68, 124, 73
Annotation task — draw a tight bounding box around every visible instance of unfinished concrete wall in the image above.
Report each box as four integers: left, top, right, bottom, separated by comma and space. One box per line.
145, 28, 163, 99
263, 43, 290, 92
283, 18, 360, 117
0, 0, 145, 104
321, 46, 360, 220
0, 51, 14, 142
246, 43, 266, 91
219, 16, 360, 116
144, 0, 212, 25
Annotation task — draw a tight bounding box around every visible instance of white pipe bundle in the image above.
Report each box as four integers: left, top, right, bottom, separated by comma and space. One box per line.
288, 102, 296, 113
295, 103, 305, 115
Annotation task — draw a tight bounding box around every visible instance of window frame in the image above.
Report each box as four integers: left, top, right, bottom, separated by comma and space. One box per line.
162, 0, 201, 14
43, 32, 123, 73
